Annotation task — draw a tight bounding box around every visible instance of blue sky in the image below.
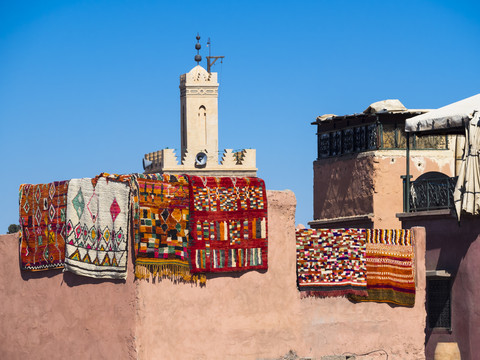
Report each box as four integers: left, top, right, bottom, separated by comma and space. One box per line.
1, 0, 480, 232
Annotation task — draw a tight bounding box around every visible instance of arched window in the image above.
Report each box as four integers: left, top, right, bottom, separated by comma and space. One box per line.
198, 105, 207, 144
181, 105, 186, 148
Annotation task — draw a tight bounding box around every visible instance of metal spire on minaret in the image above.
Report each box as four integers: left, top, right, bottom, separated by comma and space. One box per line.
194, 33, 202, 65
206, 37, 224, 73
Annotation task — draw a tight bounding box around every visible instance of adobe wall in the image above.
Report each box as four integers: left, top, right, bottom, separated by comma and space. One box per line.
0, 233, 137, 360
401, 214, 480, 360
0, 190, 427, 360
313, 156, 375, 221
313, 149, 455, 229
136, 190, 427, 360
372, 149, 455, 229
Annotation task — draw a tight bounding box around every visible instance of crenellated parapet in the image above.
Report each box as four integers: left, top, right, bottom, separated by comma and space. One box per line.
144, 148, 257, 177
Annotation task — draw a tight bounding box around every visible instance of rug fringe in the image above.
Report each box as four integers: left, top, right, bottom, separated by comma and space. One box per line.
135, 263, 206, 285
301, 289, 368, 299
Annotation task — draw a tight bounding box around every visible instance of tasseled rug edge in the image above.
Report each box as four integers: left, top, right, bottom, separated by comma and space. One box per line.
135, 263, 206, 286
300, 288, 368, 299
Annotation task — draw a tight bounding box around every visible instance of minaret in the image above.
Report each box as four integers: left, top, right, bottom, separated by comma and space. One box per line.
143, 35, 257, 177
179, 34, 219, 162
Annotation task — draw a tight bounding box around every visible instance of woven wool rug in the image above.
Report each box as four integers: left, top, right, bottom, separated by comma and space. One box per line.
349, 229, 415, 307
19, 181, 69, 271
64, 177, 130, 279
366, 229, 412, 246
188, 176, 268, 274
130, 173, 201, 283
296, 228, 368, 298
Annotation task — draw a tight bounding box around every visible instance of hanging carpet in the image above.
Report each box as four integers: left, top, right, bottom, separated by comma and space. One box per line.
187, 176, 268, 274
64, 176, 130, 279
130, 173, 200, 283
296, 228, 367, 298
366, 229, 412, 246
19, 181, 69, 271
349, 229, 415, 307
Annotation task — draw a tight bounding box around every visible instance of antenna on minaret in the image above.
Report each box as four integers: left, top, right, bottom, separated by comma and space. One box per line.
194, 33, 202, 65
206, 37, 224, 73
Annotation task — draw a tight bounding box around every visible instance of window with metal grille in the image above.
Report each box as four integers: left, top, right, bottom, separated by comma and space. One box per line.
427, 278, 451, 329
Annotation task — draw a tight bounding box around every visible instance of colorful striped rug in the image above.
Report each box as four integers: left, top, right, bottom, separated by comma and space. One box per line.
366, 229, 412, 246
19, 181, 69, 271
349, 229, 415, 307
296, 228, 368, 297
187, 176, 268, 274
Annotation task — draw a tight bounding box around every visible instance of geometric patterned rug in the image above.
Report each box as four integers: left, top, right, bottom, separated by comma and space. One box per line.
187, 176, 268, 274
349, 229, 415, 307
296, 228, 368, 298
19, 181, 69, 271
130, 173, 199, 283
64, 177, 130, 279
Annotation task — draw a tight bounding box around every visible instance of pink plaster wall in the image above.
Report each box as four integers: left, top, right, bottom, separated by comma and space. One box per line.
136, 190, 427, 360
400, 214, 480, 360
313, 151, 454, 229
0, 233, 137, 360
313, 156, 374, 221
372, 153, 454, 229
0, 190, 427, 359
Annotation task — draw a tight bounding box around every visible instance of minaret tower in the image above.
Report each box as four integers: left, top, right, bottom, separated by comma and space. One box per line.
143, 34, 257, 177
179, 34, 219, 162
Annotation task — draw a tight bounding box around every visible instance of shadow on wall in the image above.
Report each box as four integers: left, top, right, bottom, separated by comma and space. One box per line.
314, 156, 375, 220
20, 265, 127, 287
17, 230, 268, 286
18, 230, 136, 287
205, 268, 267, 280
